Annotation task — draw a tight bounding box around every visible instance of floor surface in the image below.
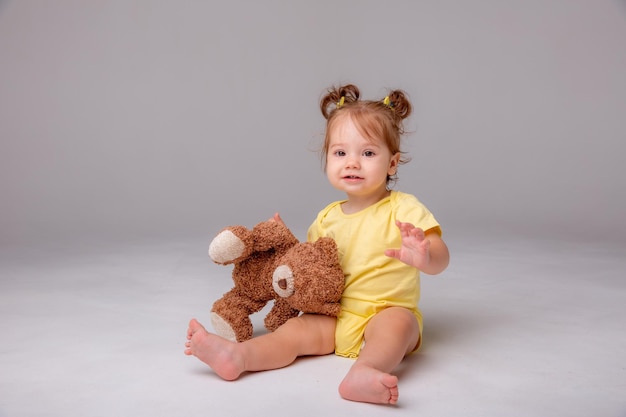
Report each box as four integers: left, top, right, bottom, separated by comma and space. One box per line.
1, 233, 625, 417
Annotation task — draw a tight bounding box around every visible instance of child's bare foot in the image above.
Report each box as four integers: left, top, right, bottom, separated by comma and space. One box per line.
184, 318, 245, 380
338, 363, 400, 405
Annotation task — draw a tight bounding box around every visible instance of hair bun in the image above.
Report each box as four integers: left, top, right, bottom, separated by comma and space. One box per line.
320, 84, 360, 119
385, 89, 412, 120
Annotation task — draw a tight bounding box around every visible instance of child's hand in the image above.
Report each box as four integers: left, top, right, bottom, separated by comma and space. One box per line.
269, 212, 286, 226
385, 220, 431, 270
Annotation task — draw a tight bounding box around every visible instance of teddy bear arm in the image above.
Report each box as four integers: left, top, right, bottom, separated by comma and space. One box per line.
317, 302, 342, 317
251, 220, 299, 252
264, 298, 300, 332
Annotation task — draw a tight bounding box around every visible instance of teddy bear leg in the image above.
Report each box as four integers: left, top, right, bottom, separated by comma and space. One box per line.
209, 229, 248, 264
211, 292, 266, 342
210, 306, 254, 343
210, 312, 239, 342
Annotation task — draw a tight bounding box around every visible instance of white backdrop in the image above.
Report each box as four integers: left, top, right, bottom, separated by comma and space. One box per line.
1, 0, 625, 245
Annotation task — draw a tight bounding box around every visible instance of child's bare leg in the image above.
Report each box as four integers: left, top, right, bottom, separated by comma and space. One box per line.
338, 307, 420, 405
185, 314, 335, 380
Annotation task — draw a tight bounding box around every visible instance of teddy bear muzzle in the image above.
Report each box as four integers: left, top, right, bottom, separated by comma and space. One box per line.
272, 265, 295, 298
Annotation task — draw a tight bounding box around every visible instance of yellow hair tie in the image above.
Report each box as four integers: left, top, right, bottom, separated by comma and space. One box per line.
383, 96, 392, 108
337, 96, 345, 108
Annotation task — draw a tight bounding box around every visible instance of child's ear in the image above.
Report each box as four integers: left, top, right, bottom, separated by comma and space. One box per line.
388, 153, 401, 175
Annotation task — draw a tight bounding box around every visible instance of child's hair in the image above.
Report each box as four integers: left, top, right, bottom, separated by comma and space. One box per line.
319, 84, 413, 185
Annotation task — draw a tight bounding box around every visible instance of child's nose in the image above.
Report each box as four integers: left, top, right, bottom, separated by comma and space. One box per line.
345, 155, 360, 168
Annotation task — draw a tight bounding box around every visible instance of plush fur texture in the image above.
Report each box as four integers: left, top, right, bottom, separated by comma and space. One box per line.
208, 220, 344, 342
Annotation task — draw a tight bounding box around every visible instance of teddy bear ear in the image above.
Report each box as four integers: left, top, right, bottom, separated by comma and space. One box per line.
314, 237, 339, 261
272, 265, 295, 298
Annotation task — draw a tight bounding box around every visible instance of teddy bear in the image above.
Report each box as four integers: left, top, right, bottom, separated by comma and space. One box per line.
208, 218, 345, 342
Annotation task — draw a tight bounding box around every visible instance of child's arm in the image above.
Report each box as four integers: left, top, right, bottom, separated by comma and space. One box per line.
385, 220, 450, 275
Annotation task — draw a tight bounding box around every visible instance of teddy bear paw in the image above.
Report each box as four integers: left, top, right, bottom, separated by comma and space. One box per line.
209, 230, 246, 264
210, 312, 237, 342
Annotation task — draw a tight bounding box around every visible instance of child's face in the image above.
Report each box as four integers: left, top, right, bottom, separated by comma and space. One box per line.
326, 115, 400, 202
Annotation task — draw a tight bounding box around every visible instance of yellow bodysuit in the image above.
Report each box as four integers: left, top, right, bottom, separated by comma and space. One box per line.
307, 191, 441, 358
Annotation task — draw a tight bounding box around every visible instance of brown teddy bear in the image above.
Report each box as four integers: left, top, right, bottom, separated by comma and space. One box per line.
208, 218, 344, 342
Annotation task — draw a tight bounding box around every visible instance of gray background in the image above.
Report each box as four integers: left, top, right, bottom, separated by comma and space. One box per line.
1, 0, 625, 245
1, 2, 626, 416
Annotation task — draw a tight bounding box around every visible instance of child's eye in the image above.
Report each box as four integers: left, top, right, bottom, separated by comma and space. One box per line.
334, 150, 346, 156
363, 150, 375, 157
